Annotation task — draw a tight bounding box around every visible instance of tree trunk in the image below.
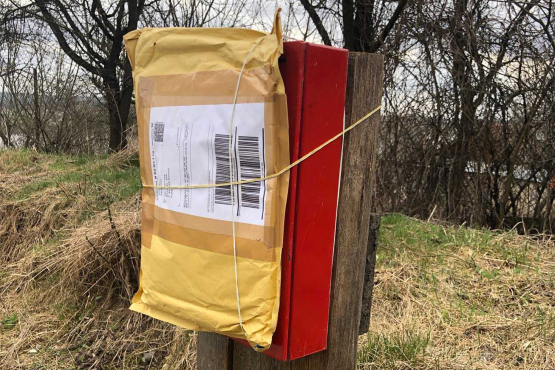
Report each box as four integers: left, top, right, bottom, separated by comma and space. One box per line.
107, 96, 128, 151
33, 68, 42, 151
105, 61, 133, 152
0, 85, 10, 148
342, 0, 355, 50
447, 0, 476, 222
353, 0, 375, 51
544, 188, 554, 232
448, 110, 474, 221
0, 126, 10, 148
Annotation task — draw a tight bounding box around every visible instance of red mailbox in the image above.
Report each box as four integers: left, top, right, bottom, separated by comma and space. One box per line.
234, 41, 349, 361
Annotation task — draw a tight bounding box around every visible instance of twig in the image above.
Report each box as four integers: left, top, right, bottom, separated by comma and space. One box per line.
107, 204, 123, 244
55, 180, 75, 200
427, 205, 437, 222
85, 235, 113, 270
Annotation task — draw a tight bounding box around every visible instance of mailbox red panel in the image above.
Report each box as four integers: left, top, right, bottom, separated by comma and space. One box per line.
235, 41, 349, 361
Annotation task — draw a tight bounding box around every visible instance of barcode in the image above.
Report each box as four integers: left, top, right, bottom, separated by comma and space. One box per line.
213, 133, 263, 210
214, 134, 233, 206
154, 123, 165, 142
238, 136, 262, 209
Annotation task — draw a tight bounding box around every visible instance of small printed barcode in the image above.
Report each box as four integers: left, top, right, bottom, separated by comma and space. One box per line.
214, 134, 233, 206
213, 133, 263, 210
238, 136, 262, 209
154, 123, 165, 142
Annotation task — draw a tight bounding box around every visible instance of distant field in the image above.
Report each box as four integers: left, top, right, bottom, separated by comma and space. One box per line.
1, 149, 553, 369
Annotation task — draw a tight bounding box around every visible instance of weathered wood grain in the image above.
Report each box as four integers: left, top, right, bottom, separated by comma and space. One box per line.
233, 343, 292, 370
197, 332, 234, 370
358, 214, 381, 336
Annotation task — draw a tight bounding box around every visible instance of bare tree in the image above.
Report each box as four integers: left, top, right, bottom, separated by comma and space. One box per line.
4, 0, 255, 152
298, 0, 409, 51
1, 37, 110, 153
376, 0, 555, 230
27, 0, 144, 151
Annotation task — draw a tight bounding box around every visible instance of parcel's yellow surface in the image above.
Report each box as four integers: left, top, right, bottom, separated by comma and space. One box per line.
124, 12, 289, 350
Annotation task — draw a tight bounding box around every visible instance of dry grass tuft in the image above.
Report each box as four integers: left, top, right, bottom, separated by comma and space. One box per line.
1, 149, 195, 370
31, 195, 141, 299
104, 139, 139, 169
0, 188, 74, 263
0, 194, 195, 370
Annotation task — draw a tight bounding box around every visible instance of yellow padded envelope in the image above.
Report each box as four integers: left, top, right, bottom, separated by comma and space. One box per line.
124, 11, 289, 351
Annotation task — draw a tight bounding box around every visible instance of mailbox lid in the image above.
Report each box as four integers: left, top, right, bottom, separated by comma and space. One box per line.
286, 42, 348, 361
262, 40, 308, 361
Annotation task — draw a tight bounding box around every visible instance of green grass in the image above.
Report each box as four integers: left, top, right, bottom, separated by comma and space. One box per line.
1, 314, 18, 330
17, 155, 140, 202
0, 149, 37, 173
0, 149, 141, 221
377, 213, 539, 278
379, 214, 493, 258
1, 148, 140, 200
358, 330, 431, 368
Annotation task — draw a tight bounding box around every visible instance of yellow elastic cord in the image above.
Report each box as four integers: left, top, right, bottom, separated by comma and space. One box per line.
227, 35, 269, 345
143, 104, 382, 190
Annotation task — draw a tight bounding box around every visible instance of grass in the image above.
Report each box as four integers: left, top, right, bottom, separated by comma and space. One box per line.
1, 314, 18, 330
11, 149, 141, 208
17, 163, 140, 219
358, 330, 431, 368
0, 148, 141, 262
1, 149, 554, 369
359, 214, 555, 369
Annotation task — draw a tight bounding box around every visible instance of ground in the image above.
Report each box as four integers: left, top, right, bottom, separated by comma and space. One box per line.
0, 149, 553, 369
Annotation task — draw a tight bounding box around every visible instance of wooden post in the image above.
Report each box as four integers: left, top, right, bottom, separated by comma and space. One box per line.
197, 52, 384, 370
358, 214, 381, 336
197, 332, 234, 370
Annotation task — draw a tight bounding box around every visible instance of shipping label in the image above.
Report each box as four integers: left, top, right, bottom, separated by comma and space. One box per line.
149, 103, 266, 226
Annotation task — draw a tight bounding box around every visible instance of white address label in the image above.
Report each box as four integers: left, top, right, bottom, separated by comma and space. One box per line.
149, 103, 266, 226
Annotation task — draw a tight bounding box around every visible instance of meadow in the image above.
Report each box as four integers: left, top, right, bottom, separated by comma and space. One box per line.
1, 149, 553, 369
